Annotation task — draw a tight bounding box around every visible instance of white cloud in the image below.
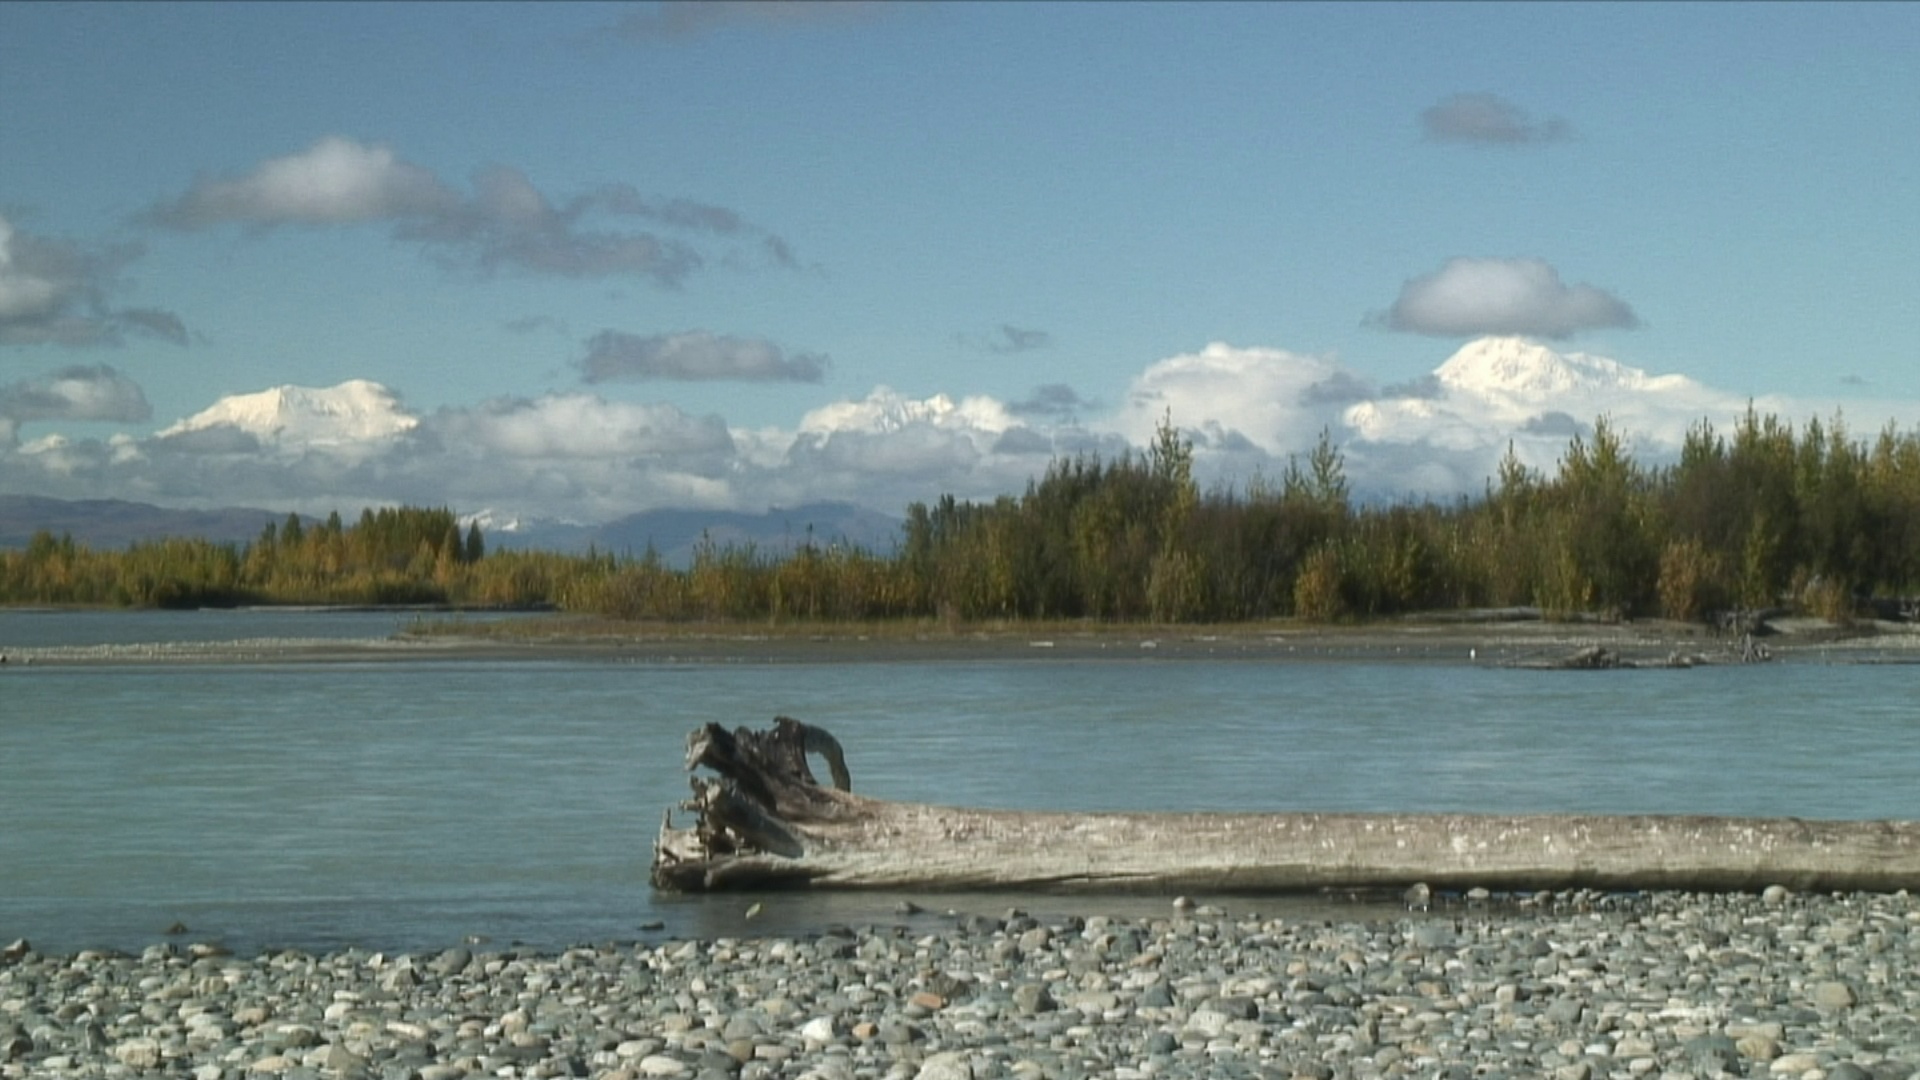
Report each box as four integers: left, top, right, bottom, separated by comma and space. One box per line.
423, 394, 735, 462
0, 218, 61, 321
145, 137, 456, 227
0, 215, 188, 348
146, 137, 797, 286
1, 364, 151, 427
5, 339, 1919, 522
1110, 342, 1347, 453
1383, 257, 1639, 339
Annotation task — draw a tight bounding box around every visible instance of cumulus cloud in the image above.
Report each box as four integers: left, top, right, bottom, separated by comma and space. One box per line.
8, 339, 1919, 523
1381, 257, 1639, 339
144, 137, 797, 286
144, 136, 456, 228
423, 394, 735, 462
1422, 93, 1569, 145
581, 330, 827, 383
958, 323, 1052, 355
0, 216, 189, 348
0, 364, 151, 445
1111, 342, 1349, 453
607, 0, 883, 41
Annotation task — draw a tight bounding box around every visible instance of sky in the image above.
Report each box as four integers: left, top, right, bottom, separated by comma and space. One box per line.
2, 1, 1918, 526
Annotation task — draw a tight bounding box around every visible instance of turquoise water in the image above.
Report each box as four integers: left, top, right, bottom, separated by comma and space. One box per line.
1, 610, 1915, 953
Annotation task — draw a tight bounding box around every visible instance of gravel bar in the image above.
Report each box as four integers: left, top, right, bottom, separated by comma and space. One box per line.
6, 889, 1920, 1080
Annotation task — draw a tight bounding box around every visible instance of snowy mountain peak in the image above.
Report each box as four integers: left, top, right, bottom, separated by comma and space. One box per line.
799, 386, 1012, 436
159, 379, 419, 447
1434, 336, 1654, 400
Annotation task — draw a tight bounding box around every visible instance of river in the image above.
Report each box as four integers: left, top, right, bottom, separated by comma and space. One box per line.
1, 608, 1913, 954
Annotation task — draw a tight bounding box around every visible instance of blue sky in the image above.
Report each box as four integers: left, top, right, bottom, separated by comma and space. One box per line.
3, 2, 1918, 524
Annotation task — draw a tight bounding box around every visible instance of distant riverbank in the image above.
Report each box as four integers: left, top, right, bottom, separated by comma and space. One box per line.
9, 609, 1915, 667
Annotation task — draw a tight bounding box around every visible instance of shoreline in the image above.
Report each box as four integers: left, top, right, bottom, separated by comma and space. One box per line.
4, 889, 1917, 1080
6, 611, 1920, 667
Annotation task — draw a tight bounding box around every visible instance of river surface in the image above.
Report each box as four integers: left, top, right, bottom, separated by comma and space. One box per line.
1, 609, 1915, 954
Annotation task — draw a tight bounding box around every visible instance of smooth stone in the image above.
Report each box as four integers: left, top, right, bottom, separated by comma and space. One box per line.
1813, 981, 1857, 1009
430, 948, 471, 975
1184, 1008, 1231, 1038
1544, 998, 1584, 1026
914, 1051, 974, 1080
114, 1037, 164, 1069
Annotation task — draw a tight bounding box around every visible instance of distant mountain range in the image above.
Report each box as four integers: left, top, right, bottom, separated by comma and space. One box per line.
480, 502, 905, 565
0, 494, 903, 567
0, 495, 291, 550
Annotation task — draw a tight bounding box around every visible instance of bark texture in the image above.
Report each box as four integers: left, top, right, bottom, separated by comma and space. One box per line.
651, 717, 1920, 894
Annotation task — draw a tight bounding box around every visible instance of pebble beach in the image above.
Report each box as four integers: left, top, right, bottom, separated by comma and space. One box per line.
7, 889, 1920, 1080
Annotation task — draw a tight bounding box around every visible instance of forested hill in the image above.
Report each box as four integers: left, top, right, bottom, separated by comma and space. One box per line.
0, 495, 900, 568
0, 496, 287, 551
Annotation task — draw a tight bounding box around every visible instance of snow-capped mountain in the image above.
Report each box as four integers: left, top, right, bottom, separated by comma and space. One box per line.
158, 380, 418, 448
1434, 336, 1700, 402
798, 387, 1014, 436
1345, 336, 1726, 451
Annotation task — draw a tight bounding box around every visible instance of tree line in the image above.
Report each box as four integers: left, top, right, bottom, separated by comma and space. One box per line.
8, 409, 1920, 626
3, 506, 484, 608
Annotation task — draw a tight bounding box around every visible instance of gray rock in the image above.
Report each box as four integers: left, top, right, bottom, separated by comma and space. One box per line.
1683, 1033, 1741, 1074
914, 1051, 973, 1080
1011, 984, 1056, 1016
1543, 996, 1584, 1026
1815, 980, 1858, 1008
430, 947, 471, 976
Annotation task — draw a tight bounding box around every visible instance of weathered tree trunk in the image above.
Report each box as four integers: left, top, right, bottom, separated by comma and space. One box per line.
651, 717, 1920, 894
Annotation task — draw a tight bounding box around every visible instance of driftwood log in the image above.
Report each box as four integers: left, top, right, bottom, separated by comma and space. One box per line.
651, 717, 1920, 894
